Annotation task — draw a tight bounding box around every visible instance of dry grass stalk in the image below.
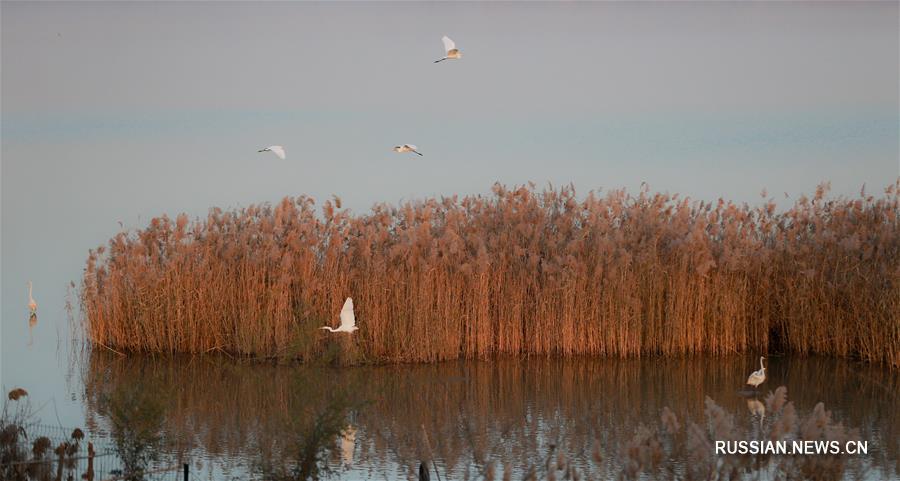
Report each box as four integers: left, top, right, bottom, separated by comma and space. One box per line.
80, 181, 900, 367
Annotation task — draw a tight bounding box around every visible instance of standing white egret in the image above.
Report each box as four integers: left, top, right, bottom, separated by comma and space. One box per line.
393, 144, 423, 156
746, 356, 766, 390
258, 145, 286, 160
434, 35, 461, 63
320, 297, 358, 333
27, 281, 37, 315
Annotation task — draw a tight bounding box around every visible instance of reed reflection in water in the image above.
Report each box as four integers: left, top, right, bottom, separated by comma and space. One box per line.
79, 353, 899, 480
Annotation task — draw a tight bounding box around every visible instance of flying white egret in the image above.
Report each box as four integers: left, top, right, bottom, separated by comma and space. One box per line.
434, 36, 461, 63
258, 145, 286, 160
27, 281, 37, 316
320, 297, 358, 333
393, 144, 423, 156
746, 356, 766, 390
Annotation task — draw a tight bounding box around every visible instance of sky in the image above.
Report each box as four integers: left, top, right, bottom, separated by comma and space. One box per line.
1, 2, 898, 404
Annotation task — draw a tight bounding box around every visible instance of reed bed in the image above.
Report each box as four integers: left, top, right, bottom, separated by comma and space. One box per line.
81, 181, 900, 366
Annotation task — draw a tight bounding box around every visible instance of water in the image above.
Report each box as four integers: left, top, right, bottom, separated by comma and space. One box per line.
6, 332, 900, 480
1, 250, 898, 480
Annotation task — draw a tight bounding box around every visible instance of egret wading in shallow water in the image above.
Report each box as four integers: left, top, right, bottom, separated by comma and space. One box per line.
393, 144, 423, 156
320, 298, 358, 333
746, 356, 766, 390
434, 36, 461, 63
27, 281, 37, 316
258, 145, 286, 160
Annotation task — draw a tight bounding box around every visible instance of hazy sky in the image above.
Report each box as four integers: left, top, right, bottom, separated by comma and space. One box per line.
1, 2, 898, 400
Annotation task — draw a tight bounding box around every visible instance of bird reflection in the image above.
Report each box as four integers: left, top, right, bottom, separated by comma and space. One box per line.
341, 424, 356, 467
28, 313, 37, 346
747, 398, 765, 423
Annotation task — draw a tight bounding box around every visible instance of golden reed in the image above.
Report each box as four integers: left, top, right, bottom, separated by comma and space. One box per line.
81, 181, 900, 367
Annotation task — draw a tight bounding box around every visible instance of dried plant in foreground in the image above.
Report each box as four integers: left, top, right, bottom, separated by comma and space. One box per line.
615, 386, 864, 481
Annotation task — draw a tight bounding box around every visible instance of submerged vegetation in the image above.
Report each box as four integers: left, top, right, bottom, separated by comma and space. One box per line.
81, 181, 899, 366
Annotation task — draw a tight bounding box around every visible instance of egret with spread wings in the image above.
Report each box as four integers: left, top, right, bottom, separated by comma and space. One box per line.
393, 144, 423, 156
258, 145, 286, 160
434, 36, 462, 63
320, 297, 358, 333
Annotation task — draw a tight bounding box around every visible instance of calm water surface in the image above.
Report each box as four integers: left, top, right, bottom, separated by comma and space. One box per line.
9, 344, 896, 480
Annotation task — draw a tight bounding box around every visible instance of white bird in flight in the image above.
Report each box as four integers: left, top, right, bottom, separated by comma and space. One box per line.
320, 297, 358, 333
258, 145, 286, 160
434, 35, 462, 63
746, 356, 766, 390
393, 144, 423, 156
27, 281, 37, 316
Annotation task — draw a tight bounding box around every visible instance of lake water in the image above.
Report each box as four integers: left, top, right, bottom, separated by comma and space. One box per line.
4, 319, 899, 481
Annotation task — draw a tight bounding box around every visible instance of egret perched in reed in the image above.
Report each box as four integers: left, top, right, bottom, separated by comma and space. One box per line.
434, 35, 461, 63
746, 356, 766, 390
27, 281, 37, 315
258, 145, 286, 160
393, 144, 423, 156
320, 297, 358, 333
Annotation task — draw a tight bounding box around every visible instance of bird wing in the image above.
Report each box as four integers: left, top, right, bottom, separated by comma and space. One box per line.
404, 144, 418, 151
339, 297, 355, 328
442, 36, 456, 52
269, 146, 286, 160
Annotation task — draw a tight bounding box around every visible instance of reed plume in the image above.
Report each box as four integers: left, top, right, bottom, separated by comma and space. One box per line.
81, 181, 900, 367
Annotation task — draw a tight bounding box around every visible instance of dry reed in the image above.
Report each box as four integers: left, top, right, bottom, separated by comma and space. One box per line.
81, 181, 900, 366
